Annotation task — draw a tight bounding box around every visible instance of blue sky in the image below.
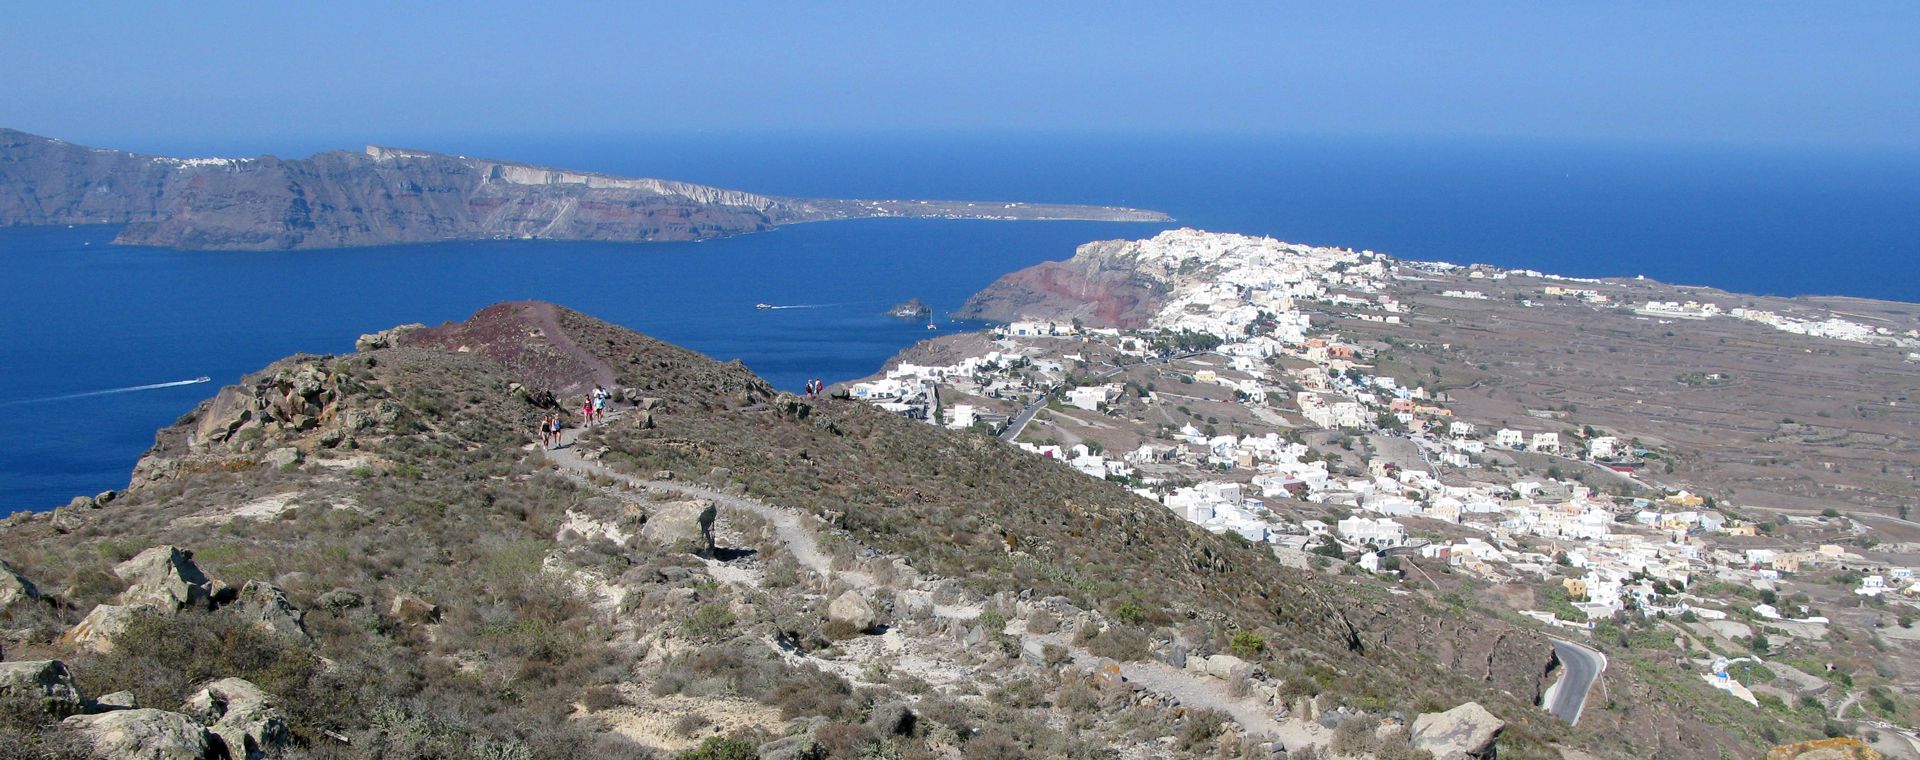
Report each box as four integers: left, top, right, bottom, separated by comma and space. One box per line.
4, 2, 1916, 153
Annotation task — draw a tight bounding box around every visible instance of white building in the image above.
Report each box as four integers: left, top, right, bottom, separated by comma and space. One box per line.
1337, 516, 1407, 548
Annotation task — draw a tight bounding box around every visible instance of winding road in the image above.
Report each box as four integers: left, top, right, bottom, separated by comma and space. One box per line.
1543, 637, 1606, 725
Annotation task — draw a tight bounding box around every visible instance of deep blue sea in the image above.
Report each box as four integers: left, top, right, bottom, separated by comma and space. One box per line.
3, 133, 1917, 513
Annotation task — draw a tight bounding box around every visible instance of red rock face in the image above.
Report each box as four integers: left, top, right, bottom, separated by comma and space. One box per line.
401, 301, 615, 397
956, 255, 1169, 328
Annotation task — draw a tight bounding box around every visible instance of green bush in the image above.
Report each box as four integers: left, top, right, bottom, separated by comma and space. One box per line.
1229, 630, 1266, 658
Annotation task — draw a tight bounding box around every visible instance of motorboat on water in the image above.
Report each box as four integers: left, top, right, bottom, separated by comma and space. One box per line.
755, 303, 774, 310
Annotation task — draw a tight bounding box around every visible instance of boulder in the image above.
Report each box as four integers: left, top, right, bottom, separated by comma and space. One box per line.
68, 495, 98, 511
0, 559, 40, 608
181, 677, 291, 759
95, 489, 118, 506
0, 660, 87, 717
895, 590, 935, 618
61, 603, 159, 653
827, 590, 878, 634
262, 447, 302, 469
62, 708, 212, 760
389, 592, 440, 625
114, 546, 215, 612
1411, 701, 1505, 760
641, 499, 716, 557
1204, 654, 1250, 681
97, 691, 139, 711
51, 505, 86, 534
233, 581, 310, 646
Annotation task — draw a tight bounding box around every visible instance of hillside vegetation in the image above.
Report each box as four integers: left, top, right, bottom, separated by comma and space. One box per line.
0, 303, 1785, 758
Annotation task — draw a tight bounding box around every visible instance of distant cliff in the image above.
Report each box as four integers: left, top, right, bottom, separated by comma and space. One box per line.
0, 129, 1170, 250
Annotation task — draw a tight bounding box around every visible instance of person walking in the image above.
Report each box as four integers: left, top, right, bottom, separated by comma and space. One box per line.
538, 413, 553, 449
581, 397, 596, 427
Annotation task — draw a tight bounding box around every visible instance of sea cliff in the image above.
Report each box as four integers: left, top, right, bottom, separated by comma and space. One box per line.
0, 129, 1170, 250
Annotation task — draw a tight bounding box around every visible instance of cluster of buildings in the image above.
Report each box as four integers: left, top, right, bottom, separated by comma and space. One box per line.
844, 229, 1920, 656
1729, 307, 1920, 348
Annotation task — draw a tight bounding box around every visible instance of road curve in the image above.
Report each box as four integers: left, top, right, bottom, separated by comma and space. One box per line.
997, 351, 1198, 443
1544, 637, 1606, 725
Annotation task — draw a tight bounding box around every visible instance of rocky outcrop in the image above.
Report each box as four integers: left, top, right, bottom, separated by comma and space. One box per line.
956, 238, 1173, 328
1411, 701, 1505, 760
181, 677, 291, 759
354, 323, 425, 352
0, 660, 87, 717
62, 708, 213, 760
887, 298, 932, 320
0, 559, 40, 608
115, 546, 216, 612
232, 581, 310, 646
0, 129, 1165, 250
640, 499, 717, 557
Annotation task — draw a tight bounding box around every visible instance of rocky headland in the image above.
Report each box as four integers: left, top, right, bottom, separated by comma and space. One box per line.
0, 129, 1171, 250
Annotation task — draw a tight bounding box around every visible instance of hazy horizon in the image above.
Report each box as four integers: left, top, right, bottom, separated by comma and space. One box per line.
6, 2, 1917, 155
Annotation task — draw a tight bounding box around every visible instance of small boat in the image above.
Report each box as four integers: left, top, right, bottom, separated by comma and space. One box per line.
193, 376, 211, 383
926, 322, 938, 330
755, 303, 774, 310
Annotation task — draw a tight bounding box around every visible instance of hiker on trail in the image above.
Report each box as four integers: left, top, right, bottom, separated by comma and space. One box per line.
538, 414, 553, 448
592, 387, 608, 417
581, 397, 595, 426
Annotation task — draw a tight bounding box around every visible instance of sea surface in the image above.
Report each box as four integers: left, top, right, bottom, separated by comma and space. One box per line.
3, 133, 1917, 513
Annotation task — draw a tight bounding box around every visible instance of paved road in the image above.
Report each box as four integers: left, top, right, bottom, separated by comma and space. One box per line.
1544, 638, 1606, 725
997, 351, 1200, 443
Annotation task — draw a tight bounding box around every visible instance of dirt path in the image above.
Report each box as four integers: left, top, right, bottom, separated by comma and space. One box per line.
524, 301, 618, 391
544, 412, 1320, 750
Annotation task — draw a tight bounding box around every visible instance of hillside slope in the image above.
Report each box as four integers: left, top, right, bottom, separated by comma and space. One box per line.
0, 302, 1759, 758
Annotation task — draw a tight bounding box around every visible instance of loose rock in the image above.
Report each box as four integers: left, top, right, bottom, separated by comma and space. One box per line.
234, 581, 311, 646
62, 708, 212, 760
0, 559, 40, 608
61, 603, 159, 653
182, 677, 292, 759
51, 505, 85, 534
114, 546, 216, 612
640, 499, 716, 557
1411, 701, 1505, 760
827, 590, 878, 634
390, 592, 440, 625
0, 659, 87, 717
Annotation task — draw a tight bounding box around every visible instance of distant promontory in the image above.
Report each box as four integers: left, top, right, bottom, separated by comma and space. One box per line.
0, 129, 1171, 251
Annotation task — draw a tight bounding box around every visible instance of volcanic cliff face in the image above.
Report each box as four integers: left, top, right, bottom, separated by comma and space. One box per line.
0, 128, 206, 226
0, 128, 1171, 250
955, 237, 1175, 328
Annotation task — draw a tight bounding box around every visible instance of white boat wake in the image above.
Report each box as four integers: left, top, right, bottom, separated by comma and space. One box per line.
756, 303, 848, 310
1, 377, 212, 406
